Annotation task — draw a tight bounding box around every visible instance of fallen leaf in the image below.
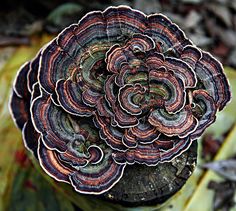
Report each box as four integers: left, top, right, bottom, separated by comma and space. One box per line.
0, 36, 30, 47
206, 3, 232, 27
202, 159, 236, 181
184, 10, 202, 29
201, 133, 222, 161
208, 180, 235, 211
133, 0, 162, 14
227, 48, 236, 68
45, 3, 84, 33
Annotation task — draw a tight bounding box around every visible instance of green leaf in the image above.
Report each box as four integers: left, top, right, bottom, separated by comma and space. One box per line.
184, 124, 236, 211
46, 3, 83, 26
0, 35, 54, 211
9, 165, 75, 211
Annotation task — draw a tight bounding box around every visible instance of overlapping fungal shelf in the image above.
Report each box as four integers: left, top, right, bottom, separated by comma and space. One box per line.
10, 6, 231, 195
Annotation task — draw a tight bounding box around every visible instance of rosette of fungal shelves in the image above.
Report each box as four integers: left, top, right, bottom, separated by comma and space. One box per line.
10, 5, 231, 206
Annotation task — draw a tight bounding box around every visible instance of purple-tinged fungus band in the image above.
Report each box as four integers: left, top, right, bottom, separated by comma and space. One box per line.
9, 5, 231, 195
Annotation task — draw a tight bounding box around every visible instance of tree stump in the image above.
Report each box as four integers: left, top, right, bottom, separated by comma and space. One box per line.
101, 141, 198, 207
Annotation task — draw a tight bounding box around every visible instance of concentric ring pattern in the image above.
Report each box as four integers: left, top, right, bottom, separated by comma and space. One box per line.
10, 6, 231, 195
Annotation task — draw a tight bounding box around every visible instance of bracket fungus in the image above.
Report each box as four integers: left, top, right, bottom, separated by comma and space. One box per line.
10, 5, 231, 200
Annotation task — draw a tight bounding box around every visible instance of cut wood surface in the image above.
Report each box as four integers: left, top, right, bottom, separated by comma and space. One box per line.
102, 141, 197, 206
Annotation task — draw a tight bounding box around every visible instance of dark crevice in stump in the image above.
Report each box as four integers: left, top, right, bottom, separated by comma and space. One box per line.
100, 141, 198, 207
